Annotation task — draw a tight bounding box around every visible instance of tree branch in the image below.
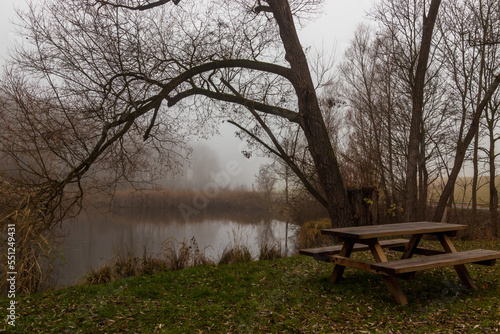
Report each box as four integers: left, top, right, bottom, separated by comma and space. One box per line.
254, 6, 273, 14
158, 59, 293, 98
221, 78, 327, 208
167, 87, 300, 123
143, 101, 162, 141
95, 0, 180, 11
432, 72, 500, 221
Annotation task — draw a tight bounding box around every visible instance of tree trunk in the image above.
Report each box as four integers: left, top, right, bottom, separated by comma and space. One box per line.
417, 120, 428, 221
489, 159, 499, 238
418, 163, 429, 221
489, 123, 499, 238
348, 187, 378, 226
470, 129, 479, 238
269, 0, 352, 227
405, 0, 442, 222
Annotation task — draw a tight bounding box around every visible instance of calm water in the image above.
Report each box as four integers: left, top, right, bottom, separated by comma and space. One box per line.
51, 209, 298, 288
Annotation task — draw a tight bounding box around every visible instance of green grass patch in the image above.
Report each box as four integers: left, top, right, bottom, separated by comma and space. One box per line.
1, 240, 499, 333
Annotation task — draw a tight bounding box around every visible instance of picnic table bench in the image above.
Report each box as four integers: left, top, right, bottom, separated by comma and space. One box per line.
300, 222, 500, 305
299, 238, 410, 262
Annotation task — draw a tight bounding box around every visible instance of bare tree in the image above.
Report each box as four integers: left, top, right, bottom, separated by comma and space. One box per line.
1, 0, 354, 227
482, 99, 500, 237
403, 0, 442, 222
255, 163, 277, 200
431, 0, 500, 224
340, 18, 449, 222
369, 0, 444, 221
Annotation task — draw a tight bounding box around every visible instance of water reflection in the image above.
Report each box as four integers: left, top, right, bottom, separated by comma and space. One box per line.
52, 208, 298, 288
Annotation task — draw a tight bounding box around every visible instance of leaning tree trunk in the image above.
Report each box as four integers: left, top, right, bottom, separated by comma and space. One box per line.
269, 0, 352, 227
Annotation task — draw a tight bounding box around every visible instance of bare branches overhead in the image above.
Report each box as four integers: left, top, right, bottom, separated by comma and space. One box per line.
93, 0, 180, 11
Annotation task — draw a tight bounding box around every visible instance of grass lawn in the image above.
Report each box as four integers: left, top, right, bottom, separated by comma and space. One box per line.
2, 240, 499, 333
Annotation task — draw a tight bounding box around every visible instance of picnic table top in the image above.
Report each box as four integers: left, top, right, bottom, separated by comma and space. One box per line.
321, 221, 468, 240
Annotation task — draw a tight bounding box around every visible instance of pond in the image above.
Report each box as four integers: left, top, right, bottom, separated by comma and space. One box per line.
51, 208, 299, 288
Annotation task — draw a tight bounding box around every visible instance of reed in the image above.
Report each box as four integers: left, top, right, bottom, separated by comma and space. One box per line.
82, 265, 116, 285
296, 218, 335, 249
82, 238, 214, 284
282, 192, 329, 224
218, 245, 252, 265
162, 237, 214, 271
0, 193, 60, 294
141, 248, 168, 275
258, 243, 283, 261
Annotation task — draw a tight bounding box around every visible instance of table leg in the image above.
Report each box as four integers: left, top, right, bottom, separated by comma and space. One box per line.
368, 240, 388, 262
369, 240, 408, 305
401, 234, 422, 259
382, 276, 408, 305
438, 234, 477, 289
330, 240, 355, 283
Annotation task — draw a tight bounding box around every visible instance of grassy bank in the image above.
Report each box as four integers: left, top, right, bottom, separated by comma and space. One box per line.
2, 240, 499, 333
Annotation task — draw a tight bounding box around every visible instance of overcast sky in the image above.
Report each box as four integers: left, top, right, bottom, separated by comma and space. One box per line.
0, 0, 374, 188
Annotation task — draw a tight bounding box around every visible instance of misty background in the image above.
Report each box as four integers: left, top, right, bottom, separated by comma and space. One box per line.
0, 1, 373, 189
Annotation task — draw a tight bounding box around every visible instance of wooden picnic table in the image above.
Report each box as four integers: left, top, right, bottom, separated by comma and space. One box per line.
318, 222, 500, 305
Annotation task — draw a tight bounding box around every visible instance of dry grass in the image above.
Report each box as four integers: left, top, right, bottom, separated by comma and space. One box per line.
258, 244, 283, 261
162, 237, 214, 271
296, 218, 336, 249
0, 194, 61, 294
81, 237, 288, 285
82, 238, 215, 285
218, 245, 252, 265
82, 247, 173, 285
429, 175, 500, 207
283, 193, 329, 224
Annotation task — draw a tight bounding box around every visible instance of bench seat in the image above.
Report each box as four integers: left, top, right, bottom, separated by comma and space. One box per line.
299, 238, 409, 262
371, 249, 500, 275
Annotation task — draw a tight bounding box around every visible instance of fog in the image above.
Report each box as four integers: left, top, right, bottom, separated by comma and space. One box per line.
190, 122, 270, 189
0, 0, 373, 189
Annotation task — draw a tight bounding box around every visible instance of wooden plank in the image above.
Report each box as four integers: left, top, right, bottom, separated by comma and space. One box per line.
371, 249, 500, 275
299, 239, 409, 261
322, 222, 467, 240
